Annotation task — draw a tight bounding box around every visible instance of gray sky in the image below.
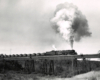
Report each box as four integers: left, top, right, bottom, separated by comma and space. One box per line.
0, 0, 100, 54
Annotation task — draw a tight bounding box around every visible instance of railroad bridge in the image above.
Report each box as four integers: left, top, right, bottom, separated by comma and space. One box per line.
0, 50, 100, 75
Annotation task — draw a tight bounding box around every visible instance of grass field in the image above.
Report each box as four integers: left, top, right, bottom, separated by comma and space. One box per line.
0, 70, 100, 80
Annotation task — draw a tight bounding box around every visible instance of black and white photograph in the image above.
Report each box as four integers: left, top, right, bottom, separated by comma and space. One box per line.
0, 0, 100, 80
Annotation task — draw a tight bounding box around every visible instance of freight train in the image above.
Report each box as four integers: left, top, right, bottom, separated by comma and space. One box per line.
0, 50, 77, 58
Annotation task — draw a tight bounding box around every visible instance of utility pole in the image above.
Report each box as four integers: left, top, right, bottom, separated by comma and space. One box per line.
10, 49, 12, 54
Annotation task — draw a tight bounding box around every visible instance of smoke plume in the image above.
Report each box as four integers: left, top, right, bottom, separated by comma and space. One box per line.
51, 2, 91, 49
52, 44, 57, 51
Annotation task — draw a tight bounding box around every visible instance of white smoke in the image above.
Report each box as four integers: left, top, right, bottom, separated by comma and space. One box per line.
52, 44, 57, 51
51, 8, 75, 49
51, 2, 91, 49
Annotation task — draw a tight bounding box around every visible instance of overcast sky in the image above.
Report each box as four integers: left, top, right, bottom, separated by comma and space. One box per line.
0, 0, 100, 54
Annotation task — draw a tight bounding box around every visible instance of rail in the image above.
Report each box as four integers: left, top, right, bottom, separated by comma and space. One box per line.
0, 54, 100, 60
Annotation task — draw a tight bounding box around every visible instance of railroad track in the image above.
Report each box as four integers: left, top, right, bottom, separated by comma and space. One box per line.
0, 54, 100, 60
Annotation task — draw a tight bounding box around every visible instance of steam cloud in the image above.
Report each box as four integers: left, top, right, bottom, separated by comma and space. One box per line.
52, 44, 57, 51
51, 2, 91, 49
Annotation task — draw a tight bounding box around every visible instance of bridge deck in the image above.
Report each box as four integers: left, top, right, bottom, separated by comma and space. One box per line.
0, 54, 100, 60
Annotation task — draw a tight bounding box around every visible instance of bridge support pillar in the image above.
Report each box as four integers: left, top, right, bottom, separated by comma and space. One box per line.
31, 60, 35, 72
49, 60, 54, 75
2, 59, 6, 72
71, 59, 74, 76
24, 60, 29, 73
24, 60, 35, 73
74, 58, 77, 67
42, 59, 48, 74
83, 58, 87, 72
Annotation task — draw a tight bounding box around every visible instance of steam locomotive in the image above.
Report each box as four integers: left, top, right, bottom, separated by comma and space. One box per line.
41, 50, 77, 56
